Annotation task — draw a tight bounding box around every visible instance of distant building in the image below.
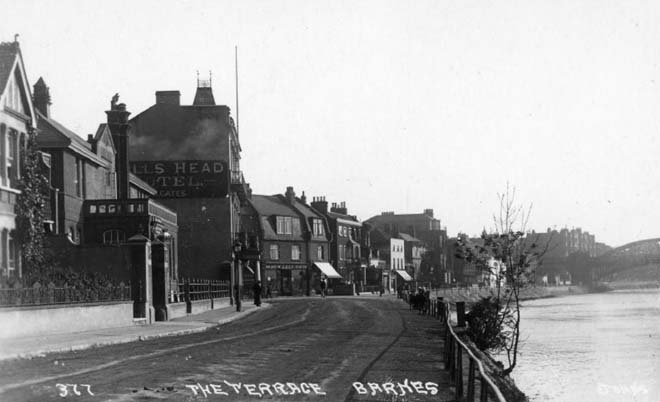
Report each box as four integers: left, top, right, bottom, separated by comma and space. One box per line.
365, 209, 451, 285
129, 78, 249, 280
367, 227, 406, 292
397, 232, 426, 280
0, 39, 37, 279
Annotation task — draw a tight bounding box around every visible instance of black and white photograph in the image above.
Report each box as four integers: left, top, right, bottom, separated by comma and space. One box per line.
0, 1, 659, 401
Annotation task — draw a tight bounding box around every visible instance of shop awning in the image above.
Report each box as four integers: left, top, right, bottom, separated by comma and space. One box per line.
313, 262, 342, 279
394, 270, 413, 281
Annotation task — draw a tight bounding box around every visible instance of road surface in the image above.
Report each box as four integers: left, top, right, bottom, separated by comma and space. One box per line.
0, 297, 452, 401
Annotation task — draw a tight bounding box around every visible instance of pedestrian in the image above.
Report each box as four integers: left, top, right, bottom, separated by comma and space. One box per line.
319, 275, 327, 298
253, 280, 262, 307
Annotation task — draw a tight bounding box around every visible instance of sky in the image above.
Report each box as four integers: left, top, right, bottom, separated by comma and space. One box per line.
2, 0, 660, 247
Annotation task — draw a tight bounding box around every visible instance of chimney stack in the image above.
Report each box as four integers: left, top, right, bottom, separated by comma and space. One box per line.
32, 77, 51, 118
424, 209, 434, 217
106, 93, 131, 200
300, 191, 307, 204
285, 186, 296, 204
331, 201, 348, 215
155, 91, 181, 106
311, 196, 328, 214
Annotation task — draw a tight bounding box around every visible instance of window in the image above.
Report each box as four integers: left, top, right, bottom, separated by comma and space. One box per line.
89, 205, 97, 213
291, 245, 301, 261
103, 229, 125, 245
339, 245, 345, 260
270, 244, 279, 260
317, 245, 324, 260
6, 129, 17, 186
75, 158, 85, 198
7, 231, 16, 277
313, 219, 324, 236
276, 216, 293, 235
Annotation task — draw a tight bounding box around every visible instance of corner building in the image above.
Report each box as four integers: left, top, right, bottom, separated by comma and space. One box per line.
129, 81, 248, 280
0, 40, 37, 279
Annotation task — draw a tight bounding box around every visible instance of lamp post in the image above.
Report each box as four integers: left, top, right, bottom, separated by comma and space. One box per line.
233, 241, 242, 312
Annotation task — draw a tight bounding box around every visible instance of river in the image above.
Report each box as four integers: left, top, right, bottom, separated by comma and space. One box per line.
512, 289, 660, 402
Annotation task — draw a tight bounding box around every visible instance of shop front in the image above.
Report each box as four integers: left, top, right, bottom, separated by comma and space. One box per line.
264, 263, 308, 297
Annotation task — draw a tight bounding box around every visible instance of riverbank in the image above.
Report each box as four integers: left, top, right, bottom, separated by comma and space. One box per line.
433, 285, 590, 303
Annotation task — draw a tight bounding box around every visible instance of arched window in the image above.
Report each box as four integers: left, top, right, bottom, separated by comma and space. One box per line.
103, 229, 126, 245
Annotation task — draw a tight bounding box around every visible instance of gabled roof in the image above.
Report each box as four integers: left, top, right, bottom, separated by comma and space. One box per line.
0, 40, 36, 125
35, 110, 108, 167
0, 42, 19, 96
93, 123, 116, 153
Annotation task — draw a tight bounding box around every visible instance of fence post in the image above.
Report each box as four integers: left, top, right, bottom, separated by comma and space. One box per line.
456, 344, 463, 400
456, 301, 466, 327
480, 375, 489, 402
208, 279, 213, 309
438, 297, 444, 321
185, 278, 191, 314
467, 359, 476, 401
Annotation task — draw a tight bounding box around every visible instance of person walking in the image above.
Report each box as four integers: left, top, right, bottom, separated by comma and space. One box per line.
253, 280, 262, 307
319, 276, 327, 298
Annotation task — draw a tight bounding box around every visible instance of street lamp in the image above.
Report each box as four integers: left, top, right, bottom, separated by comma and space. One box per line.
233, 241, 242, 312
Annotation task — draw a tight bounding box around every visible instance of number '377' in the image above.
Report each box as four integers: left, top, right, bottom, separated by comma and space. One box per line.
55, 384, 94, 397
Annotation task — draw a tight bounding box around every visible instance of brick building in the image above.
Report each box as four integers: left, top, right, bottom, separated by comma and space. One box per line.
244, 187, 335, 296
129, 79, 249, 280
33, 78, 179, 284
310, 198, 365, 284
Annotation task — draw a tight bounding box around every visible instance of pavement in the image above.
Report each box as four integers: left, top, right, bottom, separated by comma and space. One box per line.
0, 292, 399, 362
0, 302, 268, 362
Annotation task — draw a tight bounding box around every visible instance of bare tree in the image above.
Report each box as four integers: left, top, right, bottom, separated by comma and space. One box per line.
457, 184, 546, 375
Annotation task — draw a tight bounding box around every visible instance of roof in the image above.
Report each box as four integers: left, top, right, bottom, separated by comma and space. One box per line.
326, 210, 362, 224
290, 198, 320, 219
36, 110, 108, 166
397, 233, 423, 244
0, 40, 36, 125
249, 195, 305, 241
0, 41, 19, 96
129, 173, 157, 195
250, 194, 299, 217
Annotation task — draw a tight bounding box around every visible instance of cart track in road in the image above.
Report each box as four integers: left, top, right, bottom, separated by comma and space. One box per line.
0, 304, 314, 394
342, 305, 407, 402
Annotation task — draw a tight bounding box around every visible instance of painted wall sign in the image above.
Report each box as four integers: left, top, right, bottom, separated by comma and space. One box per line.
130, 160, 229, 198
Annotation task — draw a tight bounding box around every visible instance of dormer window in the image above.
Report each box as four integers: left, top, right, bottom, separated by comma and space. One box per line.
313, 219, 324, 236
276, 216, 293, 235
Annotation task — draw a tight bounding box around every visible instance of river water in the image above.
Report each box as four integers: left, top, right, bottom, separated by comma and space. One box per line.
512, 289, 660, 402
